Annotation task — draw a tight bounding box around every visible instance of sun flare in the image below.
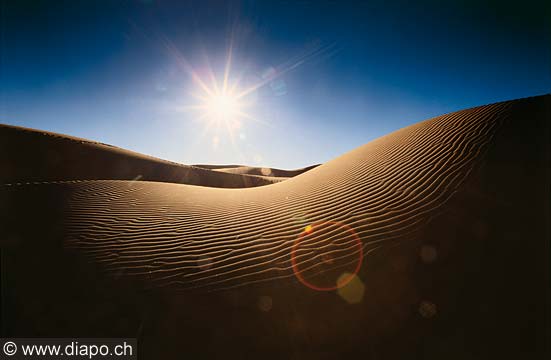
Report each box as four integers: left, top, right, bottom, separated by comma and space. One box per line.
201, 92, 243, 126
177, 39, 332, 147
184, 50, 262, 145
160, 32, 338, 151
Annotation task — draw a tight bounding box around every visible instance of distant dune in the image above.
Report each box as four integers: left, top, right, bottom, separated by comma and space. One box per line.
1, 95, 549, 359
194, 163, 320, 179
0, 125, 291, 188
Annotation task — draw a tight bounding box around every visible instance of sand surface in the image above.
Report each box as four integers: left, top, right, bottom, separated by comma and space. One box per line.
1, 95, 549, 359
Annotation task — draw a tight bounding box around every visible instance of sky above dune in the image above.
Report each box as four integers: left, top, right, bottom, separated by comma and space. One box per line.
1, 0, 550, 169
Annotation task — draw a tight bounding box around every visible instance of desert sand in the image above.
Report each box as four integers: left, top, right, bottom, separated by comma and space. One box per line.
1, 95, 549, 359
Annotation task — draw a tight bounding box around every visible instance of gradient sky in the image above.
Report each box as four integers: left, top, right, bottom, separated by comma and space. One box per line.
1, 0, 550, 169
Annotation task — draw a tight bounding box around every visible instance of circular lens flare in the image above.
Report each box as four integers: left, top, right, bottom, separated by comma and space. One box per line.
291, 221, 364, 292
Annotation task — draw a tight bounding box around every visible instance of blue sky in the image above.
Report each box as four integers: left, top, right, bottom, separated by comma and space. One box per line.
1, 0, 549, 169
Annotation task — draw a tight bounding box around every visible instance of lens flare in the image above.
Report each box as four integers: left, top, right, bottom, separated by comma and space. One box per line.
291, 221, 364, 292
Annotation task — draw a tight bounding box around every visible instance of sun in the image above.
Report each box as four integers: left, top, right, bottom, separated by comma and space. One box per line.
177, 38, 331, 145
163, 35, 337, 147
202, 92, 243, 125
190, 86, 252, 144
183, 48, 262, 144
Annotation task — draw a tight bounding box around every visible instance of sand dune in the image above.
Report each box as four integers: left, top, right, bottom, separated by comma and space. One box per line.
194, 163, 320, 178
0, 125, 283, 188
2, 95, 549, 359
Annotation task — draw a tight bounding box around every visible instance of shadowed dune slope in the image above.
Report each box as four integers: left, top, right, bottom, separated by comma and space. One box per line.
0, 125, 278, 188
2, 95, 549, 359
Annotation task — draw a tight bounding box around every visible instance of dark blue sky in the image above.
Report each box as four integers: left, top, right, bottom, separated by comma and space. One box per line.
1, 0, 549, 168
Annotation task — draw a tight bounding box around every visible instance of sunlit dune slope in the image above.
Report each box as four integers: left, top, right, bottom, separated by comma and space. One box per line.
0, 125, 285, 188
2, 95, 549, 359
56, 97, 538, 290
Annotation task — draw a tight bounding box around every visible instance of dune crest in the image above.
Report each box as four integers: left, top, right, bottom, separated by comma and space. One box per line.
0, 124, 300, 188
194, 164, 320, 178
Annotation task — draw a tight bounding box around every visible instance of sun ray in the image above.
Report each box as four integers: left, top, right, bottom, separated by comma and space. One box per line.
235, 42, 339, 100
235, 111, 271, 127
187, 53, 260, 144
202, 52, 221, 95
222, 36, 234, 94
185, 40, 336, 146
158, 33, 214, 97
